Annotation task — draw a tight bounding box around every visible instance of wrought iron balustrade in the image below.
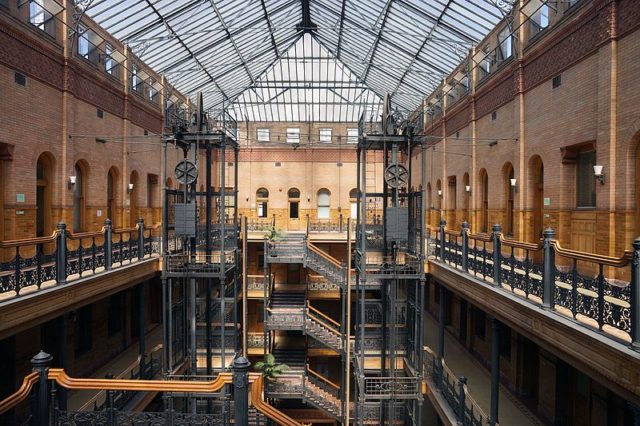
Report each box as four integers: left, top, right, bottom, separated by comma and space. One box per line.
307, 218, 343, 233
363, 376, 420, 399
432, 220, 640, 345
423, 346, 490, 426
307, 274, 340, 292
247, 333, 265, 348
0, 352, 299, 426
0, 219, 161, 302
265, 307, 304, 330
247, 274, 272, 293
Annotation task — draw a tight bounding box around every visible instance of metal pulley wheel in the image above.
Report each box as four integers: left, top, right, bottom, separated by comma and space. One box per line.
384, 164, 408, 188
175, 159, 198, 185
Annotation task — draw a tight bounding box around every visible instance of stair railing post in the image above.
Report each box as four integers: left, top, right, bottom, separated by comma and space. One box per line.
461, 221, 469, 273
104, 219, 113, 271
439, 220, 446, 261
31, 351, 53, 426
233, 356, 250, 426
458, 376, 467, 422
137, 218, 144, 260
492, 224, 502, 287
55, 223, 67, 285
339, 213, 343, 233
542, 228, 556, 308
631, 238, 640, 347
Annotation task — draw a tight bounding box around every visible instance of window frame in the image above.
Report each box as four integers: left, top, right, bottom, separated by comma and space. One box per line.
257, 128, 270, 143
319, 128, 332, 143
347, 128, 358, 144
286, 128, 300, 144
575, 150, 596, 208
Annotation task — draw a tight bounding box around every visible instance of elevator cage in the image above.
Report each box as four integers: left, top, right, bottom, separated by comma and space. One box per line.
160, 93, 242, 417
353, 96, 427, 426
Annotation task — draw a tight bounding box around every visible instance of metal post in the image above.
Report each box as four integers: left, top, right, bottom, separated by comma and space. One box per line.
138, 283, 146, 377
161, 277, 170, 374
137, 219, 144, 260
56, 223, 67, 285
542, 228, 556, 308
104, 219, 113, 271
206, 143, 213, 377
233, 356, 251, 426
31, 351, 52, 426
492, 224, 502, 287
631, 238, 640, 347
439, 220, 446, 260
57, 314, 67, 410
458, 376, 467, 421
490, 318, 500, 426
461, 221, 469, 272
437, 284, 445, 384
190, 277, 197, 377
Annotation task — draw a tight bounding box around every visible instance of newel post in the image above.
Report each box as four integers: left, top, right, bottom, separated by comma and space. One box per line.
104, 219, 113, 271
631, 238, 640, 347
461, 221, 469, 273
458, 376, 467, 421
55, 223, 67, 285
31, 351, 53, 426
233, 356, 251, 426
439, 220, 446, 260
542, 228, 556, 308
137, 218, 145, 260
492, 224, 502, 287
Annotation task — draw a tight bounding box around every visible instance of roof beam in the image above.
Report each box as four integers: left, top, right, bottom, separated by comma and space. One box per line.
395, 0, 478, 43
260, 0, 280, 57
120, 0, 206, 42
362, 0, 393, 80
296, 0, 317, 33
141, 0, 228, 100
157, 0, 299, 74
207, 0, 256, 87
335, 0, 347, 58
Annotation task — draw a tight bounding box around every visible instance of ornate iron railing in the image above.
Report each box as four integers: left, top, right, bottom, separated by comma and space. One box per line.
363, 376, 420, 399
0, 219, 161, 302
0, 352, 301, 426
307, 274, 340, 292
423, 346, 491, 426
431, 220, 640, 345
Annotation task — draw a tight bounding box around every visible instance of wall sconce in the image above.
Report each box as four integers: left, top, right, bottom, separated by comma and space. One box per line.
593, 165, 605, 185
307, 196, 311, 203
245, 196, 249, 202
437, 190, 443, 197
510, 178, 517, 187
465, 185, 471, 193
128, 183, 134, 194
68, 175, 76, 186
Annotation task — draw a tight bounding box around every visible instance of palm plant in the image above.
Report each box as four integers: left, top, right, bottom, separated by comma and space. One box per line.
263, 225, 286, 242
254, 353, 289, 380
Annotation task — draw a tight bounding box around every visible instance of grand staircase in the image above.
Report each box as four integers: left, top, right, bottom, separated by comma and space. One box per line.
303, 373, 342, 420
305, 303, 342, 351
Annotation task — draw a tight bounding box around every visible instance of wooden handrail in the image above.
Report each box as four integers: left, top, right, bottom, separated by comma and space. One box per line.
0, 372, 39, 415
551, 240, 632, 267
0, 232, 58, 248
48, 369, 233, 392
499, 234, 541, 251
306, 302, 341, 332
467, 232, 493, 242
307, 243, 342, 268
249, 373, 302, 426
306, 365, 340, 391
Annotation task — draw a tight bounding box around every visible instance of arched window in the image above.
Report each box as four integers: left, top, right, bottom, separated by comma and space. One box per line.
107, 167, 119, 226
317, 189, 331, 220
256, 188, 269, 218
73, 161, 88, 232
504, 163, 515, 236
288, 188, 300, 219
36, 153, 55, 237
349, 188, 358, 219
479, 169, 489, 233
129, 171, 139, 227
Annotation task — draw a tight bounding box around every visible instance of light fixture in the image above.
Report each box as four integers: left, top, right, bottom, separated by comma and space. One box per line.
437, 190, 443, 197
465, 185, 471, 193
307, 195, 311, 203
245, 196, 249, 202
68, 176, 76, 185
128, 183, 134, 193
510, 178, 517, 187
593, 165, 605, 185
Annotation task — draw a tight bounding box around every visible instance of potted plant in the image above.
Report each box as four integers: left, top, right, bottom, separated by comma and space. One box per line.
263, 225, 286, 242
254, 353, 289, 381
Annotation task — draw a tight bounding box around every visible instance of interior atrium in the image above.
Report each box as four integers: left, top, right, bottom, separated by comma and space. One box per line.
1, 0, 640, 425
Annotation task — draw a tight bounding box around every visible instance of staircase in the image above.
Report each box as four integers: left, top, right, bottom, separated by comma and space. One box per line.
303, 369, 342, 420
305, 304, 342, 351
272, 347, 306, 372
304, 244, 346, 290
267, 234, 306, 262
270, 291, 305, 308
